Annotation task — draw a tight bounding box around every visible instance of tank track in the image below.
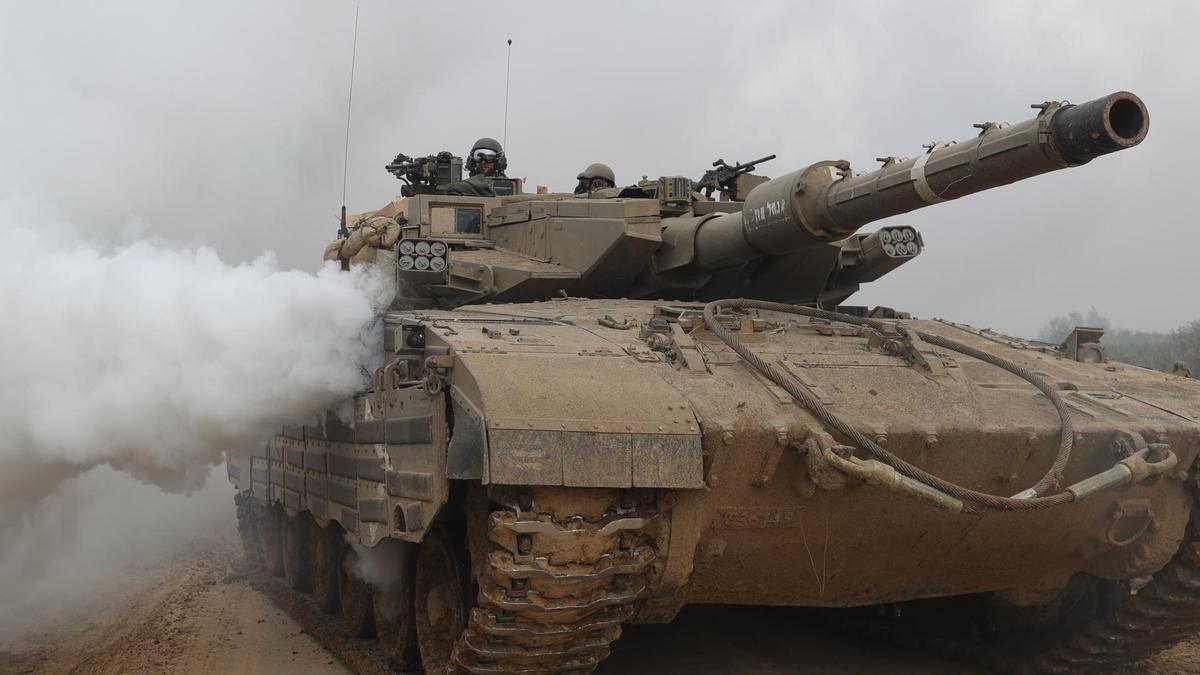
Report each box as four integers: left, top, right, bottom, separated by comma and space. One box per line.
234, 490, 660, 675
448, 490, 662, 674
234, 493, 394, 675
847, 477, 1200, 673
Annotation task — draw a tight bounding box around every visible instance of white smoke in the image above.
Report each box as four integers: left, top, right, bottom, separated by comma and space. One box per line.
351, 538, 415, 621
0, 196, 387, 527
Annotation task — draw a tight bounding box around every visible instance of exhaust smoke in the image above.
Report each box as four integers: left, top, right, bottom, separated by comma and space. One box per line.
0, 197, 387, 625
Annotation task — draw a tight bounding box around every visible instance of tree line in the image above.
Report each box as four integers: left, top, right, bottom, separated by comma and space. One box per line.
1038, 308, 1199, 373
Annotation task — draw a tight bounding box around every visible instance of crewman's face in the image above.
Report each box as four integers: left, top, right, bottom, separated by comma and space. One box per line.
477, 157, 496, 176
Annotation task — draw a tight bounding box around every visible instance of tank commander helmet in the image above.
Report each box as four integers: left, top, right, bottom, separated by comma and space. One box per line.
466, 137, 507, 177
574, 162, 616, 194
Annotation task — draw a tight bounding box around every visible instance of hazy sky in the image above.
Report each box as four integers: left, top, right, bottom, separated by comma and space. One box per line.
1, 0, 1196, 337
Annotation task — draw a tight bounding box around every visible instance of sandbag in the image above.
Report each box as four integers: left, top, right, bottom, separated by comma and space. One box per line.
323, 239, 342, 262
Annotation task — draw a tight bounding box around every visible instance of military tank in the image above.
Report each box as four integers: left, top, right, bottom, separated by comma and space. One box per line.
229, 91, 1200, 674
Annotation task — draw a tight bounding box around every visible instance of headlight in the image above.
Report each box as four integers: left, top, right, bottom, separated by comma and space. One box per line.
398, 240, 416, 255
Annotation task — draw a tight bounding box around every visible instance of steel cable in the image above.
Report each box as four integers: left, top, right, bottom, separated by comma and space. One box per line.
703, 299, 1076, 512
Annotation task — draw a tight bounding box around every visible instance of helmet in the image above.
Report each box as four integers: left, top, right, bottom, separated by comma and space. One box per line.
466, 137, 507, 176
574, 162, 616, 194
576, 162, 615, 183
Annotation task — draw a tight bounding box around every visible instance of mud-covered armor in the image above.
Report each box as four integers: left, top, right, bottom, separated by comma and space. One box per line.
228, 91, 1200, 674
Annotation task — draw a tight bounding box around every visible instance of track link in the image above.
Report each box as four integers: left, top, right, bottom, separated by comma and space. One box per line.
236, 490, 663, 675
448, 491, 662, 675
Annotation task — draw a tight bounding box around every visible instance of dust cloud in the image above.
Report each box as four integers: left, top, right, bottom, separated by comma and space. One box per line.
0, 197, 387, 632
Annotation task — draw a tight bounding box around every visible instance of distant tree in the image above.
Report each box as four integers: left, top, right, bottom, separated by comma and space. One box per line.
1038, 310, 1198, 374
1037, 307, 1111, 344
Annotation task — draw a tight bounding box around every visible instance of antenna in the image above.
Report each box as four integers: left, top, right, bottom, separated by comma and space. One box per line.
338, 6, 360, 245
503, 39, 512, 149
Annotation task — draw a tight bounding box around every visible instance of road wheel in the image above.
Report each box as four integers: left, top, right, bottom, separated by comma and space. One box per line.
372, 539, 421, 672
414, 527, 471, 674
311, 520, 342, 614
260, 504, 284, 577
338, 539, 376, 637
282, 512, 312, 590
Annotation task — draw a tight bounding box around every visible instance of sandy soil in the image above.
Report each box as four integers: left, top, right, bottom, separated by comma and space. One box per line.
0, 537, 346, 675
2, 531, 1198, 675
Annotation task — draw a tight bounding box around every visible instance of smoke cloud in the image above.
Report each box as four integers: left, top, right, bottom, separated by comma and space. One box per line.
0, 195, 385, 540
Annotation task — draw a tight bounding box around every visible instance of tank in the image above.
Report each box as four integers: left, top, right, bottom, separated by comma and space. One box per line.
229, 91, 1200, 674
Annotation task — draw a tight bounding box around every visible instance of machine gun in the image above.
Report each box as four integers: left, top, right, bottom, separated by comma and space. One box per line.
385, 151, 463, 196
693, 154, 776, 200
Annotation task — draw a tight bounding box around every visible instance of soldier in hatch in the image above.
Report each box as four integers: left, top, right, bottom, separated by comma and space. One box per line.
443, 137, 508, 196
574, 163, 616, 194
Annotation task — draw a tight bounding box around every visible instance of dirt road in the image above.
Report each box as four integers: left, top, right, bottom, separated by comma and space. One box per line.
0, 536, 345, 675
3, 530, 1198, 674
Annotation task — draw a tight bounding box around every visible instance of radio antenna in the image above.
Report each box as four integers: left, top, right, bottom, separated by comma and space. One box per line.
503, 38, 512, 149
338, 6, 360, 243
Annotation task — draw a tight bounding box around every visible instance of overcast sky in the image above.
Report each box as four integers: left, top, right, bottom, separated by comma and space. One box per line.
1, 0, 1196, 338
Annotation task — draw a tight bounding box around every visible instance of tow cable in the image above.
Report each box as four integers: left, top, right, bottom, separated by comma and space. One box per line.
702, 299, 1178, 514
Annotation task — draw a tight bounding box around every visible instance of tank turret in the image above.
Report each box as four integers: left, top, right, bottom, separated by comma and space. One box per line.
334, 91, 1147, 309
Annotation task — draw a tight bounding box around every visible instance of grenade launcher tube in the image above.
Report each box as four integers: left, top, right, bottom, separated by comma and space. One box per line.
671, 91, 1148, 273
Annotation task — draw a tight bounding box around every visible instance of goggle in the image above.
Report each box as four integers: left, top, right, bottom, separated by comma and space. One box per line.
472, 149, 498, 161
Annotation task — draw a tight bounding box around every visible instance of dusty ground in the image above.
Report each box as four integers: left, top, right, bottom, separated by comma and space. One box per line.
2, 531, 1199, 675
0, 536, 345, 675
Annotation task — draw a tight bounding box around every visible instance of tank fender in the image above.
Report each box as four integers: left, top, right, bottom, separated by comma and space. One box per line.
447, 351, 705, 489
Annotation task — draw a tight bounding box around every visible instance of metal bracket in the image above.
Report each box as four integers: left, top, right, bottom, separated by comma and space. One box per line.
669, 323, 707, 372
1106, 500, 1154, 547
868, 329, 949, 377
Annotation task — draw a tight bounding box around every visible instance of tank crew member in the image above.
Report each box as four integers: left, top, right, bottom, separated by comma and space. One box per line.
574, 162, 616, 194
444, 137, 507, 196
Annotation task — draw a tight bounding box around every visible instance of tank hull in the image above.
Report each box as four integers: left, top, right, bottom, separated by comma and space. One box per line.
229, 298, 1200, 612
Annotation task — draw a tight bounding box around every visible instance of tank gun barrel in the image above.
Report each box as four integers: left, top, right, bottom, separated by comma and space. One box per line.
665, 91, 1148, 272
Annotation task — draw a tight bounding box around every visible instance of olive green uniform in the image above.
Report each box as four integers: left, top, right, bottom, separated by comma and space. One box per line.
442, 173, 497, 197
